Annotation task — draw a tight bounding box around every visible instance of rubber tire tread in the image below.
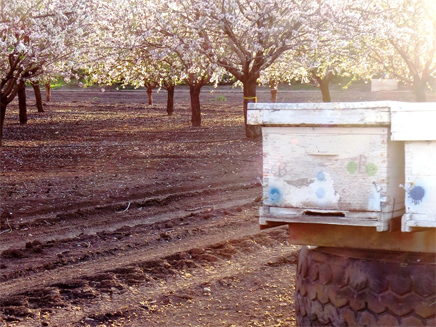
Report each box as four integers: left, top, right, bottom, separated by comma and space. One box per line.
295, 246, 436, 326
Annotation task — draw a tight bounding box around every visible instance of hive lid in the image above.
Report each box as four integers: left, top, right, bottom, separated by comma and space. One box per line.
247, 101, 394, 126
391, 102, 436, 141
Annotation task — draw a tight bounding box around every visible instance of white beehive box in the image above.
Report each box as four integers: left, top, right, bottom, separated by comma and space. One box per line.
371, 79, 398, 92
391, 103, 436, 232
248, 101, 405, 232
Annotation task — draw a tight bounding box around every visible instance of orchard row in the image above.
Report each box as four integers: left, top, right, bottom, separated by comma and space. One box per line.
1, 0, 435, 142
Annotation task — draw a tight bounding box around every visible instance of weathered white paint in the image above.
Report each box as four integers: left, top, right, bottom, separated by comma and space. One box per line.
251, 102, 406, 232
389, 103, 436, 231
401, 142, 436, 231
261, 126, 405, 231
391, 102, 436, 141
259, 206, 392, 232
371, 79, 398, 92
247, 101, 392, 126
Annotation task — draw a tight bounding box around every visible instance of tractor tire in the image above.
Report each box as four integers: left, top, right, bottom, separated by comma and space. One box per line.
295, 246, 436, 326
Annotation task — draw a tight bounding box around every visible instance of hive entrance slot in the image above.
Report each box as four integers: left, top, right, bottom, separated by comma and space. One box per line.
303, 210, 346, 217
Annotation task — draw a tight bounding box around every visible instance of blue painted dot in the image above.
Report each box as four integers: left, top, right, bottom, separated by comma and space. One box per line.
409, 186, 425, 205
317, 171, 326, 181
269, 188, 281, 203
316, 188, 326, 199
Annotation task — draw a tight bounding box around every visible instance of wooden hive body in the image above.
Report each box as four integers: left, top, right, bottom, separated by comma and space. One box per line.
248, 102, 405, 232
391, 103, 436, 231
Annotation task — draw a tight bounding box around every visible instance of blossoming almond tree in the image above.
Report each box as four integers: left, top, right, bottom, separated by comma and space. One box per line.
354, 0, 436, 101
259, 0, 375, 103
86, 0, 222, 125
129, 50, 185, 116
0, 0, 94, 145
259, 53, 298, 103
139, 0, 226, 126
282, 36, 361, 102
82, 0, 151, 86
187, 0, 329, 137
86, 46, 184, 116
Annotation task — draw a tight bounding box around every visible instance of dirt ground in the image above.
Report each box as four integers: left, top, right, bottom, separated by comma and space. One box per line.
1, 85, 434, 327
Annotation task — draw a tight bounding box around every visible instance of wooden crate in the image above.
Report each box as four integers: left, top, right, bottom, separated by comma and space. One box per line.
391, 103, 436, 231
248, 102, 405, 232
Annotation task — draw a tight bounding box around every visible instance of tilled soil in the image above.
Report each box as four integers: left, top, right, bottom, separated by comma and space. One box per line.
0, 86, 434, 327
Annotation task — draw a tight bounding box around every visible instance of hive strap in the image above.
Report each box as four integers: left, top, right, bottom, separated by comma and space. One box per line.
243, 96, 257, 102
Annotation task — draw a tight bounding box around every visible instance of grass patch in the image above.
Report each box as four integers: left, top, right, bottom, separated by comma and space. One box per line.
216, 95, 227, 101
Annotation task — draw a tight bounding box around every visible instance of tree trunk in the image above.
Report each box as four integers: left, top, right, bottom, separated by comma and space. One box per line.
413, 80, 427, 102
319, 80, 331, 102
270, 88, 278, 103
270, 81, 278, 103
18, 83, 27, 125
0, 100, 6, 146
189, 84, 202, 127
243, 78, 262, 138
1, 79, 25, 145
315, 72, 333, 103
166, 85, 175, 116
45, 83, 51, 102
147, 86, 154, 105
32, 82, 44, 112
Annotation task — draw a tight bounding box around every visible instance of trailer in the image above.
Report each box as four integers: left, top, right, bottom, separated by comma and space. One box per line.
248, 101, 436, 326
